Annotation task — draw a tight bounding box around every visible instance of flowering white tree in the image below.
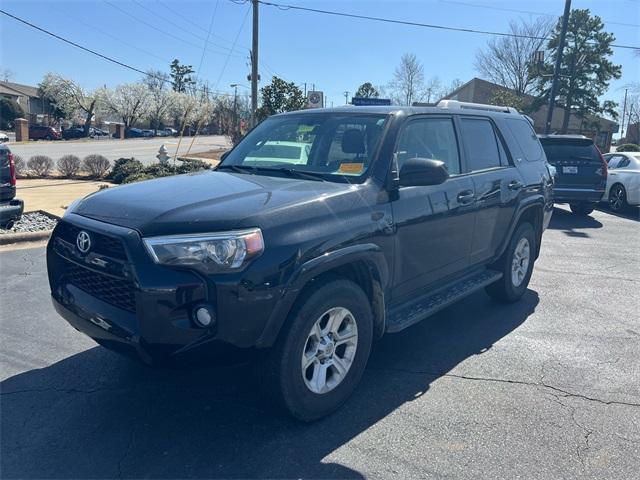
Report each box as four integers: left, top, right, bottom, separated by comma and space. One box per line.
102, 83, 151, 131
39, 73, 102, 135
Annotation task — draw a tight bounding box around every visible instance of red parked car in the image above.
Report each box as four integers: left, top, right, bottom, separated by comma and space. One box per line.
29, 125, 61, 141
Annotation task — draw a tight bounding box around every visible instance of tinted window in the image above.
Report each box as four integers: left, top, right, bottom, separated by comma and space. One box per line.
223, 113, 387, 180
540, 140, 600, 164
459, 118, 501, 171
395, 118, 460, 174
505, 118, 543, 161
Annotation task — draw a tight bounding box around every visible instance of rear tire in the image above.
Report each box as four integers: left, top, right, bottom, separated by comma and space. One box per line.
569, 202, 596, 215
608, 184, 628, 213
260, 278, 373, 422
486, 222, 536, 303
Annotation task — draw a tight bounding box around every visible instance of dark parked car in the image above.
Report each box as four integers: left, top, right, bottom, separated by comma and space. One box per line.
126, 128, 145, 138
29, 125, 61, 141
538, 135, 608, 215
62, 127, 86, 140
47, 101, 553, 420
0, 144, 24, 229
90, 127, 109, 137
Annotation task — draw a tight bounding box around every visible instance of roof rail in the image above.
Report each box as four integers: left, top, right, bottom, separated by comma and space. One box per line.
437, 100, 520, 115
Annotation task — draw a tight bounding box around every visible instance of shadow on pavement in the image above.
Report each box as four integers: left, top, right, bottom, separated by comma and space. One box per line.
596, 204, 640, 222
548, 207, 603, 237
1, 290, 539, 479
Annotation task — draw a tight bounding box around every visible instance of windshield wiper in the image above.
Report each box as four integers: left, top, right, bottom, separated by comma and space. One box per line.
264, 167, 326, 182
217, 164, 257, 174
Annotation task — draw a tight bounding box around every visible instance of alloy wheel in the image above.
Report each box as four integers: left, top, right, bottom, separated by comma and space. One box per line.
511, 237, 530, 287
609, 186, 625, 212
301, 307, 358, 394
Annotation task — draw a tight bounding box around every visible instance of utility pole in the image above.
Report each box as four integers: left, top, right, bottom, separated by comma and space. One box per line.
250, 0, 259, 127
344, 91, 349, 104
621, 88, 628, 139
544, 0, 571, 135
230, 83, 238, 135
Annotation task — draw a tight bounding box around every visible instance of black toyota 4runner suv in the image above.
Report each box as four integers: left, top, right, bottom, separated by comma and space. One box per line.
47, 102, 553, 420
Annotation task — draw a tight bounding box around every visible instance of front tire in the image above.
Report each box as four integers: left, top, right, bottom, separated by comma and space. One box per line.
570, 202, 596, 215
486, 222, 536, 303
262, 278, 373, 421
608, 184, 628, 212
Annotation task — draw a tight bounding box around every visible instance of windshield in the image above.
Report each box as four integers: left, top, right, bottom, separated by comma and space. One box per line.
221, 113, 388, 181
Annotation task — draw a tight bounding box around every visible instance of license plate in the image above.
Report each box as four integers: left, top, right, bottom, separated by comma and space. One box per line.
562, 166, 578, 174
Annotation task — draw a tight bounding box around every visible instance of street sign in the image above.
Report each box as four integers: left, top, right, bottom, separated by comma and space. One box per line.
351, 97, 391, 106
308, 91, 324, 108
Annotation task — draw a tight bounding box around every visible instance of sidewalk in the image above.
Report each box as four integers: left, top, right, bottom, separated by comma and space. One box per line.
17, 179, 111, 217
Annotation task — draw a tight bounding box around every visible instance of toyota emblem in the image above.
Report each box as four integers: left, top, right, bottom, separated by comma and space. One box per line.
76, 231, 91, 253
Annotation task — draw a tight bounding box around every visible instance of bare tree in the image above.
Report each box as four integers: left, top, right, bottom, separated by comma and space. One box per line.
475, 17, 553, 95
39, 73, 101, 135
423, 76, 443, 103
0, 68, 14, 82
391, 53, 425, 105
442, 78, 464, 98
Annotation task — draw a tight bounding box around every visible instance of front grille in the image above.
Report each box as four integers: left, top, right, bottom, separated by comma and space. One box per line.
57, 222, 127, 260
65, 264, 137, 313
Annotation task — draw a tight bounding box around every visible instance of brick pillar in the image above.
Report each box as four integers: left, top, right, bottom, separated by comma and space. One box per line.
115, 123, 125, 140
14, 118, 28, 142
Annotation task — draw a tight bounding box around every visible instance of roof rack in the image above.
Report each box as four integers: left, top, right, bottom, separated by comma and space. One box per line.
437, 100, 520, 115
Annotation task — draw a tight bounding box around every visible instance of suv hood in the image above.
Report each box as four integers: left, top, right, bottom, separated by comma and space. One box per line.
73, 170, 354, 236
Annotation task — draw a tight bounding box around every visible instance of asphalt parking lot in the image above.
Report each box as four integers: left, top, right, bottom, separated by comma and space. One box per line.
1, 205, 638, 479
7, 135, 230, 165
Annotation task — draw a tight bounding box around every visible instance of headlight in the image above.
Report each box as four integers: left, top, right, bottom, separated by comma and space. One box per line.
143, 228, 264, 273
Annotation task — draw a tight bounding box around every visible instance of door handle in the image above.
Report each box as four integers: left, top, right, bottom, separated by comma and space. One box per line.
508, 180, 524, 190
457, 190, 475, 204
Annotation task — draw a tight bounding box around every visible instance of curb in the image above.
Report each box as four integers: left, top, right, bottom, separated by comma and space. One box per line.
0, 210, 60, 246
0, 229, 52, 245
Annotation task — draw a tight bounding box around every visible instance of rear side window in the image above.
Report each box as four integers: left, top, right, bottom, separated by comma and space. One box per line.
505, 118, 544, 161
459, 118, 501, 171
540, 140, 600, 163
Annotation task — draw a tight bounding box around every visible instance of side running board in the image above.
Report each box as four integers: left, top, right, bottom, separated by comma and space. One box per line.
385, 269, 503, 333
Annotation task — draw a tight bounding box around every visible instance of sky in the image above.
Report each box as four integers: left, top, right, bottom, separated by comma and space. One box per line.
0, 0, 638, 109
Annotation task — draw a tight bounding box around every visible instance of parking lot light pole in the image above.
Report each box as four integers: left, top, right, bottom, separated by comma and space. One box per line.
544, 0, 572, 135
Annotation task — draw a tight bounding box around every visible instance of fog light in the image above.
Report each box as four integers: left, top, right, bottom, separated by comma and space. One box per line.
193, 305, 215, 328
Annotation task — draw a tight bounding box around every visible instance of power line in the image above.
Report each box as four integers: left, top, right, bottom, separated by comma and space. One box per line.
440, 0, 640, 29
196, 0, 220, 76
157, 0, 286, 82
131, 0, 247, 57
0, 9, 231, 96
157, 0, 251, 50
54, 8, 171, 64
253, 0, 640, 50
104, 0, 244, 58
214, 4, 251, 91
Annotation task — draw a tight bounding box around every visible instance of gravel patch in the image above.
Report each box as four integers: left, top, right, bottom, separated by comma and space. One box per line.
0, 212, 58, 234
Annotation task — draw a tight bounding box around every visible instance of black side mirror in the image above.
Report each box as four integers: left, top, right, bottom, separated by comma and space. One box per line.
399, 158, 449, 187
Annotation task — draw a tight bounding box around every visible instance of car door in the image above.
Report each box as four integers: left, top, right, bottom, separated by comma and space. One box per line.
390, 116, 476, 301
458, 116, 523, 266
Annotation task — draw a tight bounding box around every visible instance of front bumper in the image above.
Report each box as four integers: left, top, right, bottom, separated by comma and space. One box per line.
47, 214, 285, 364
0, 198, 24, 225
553, 187, 604, 204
